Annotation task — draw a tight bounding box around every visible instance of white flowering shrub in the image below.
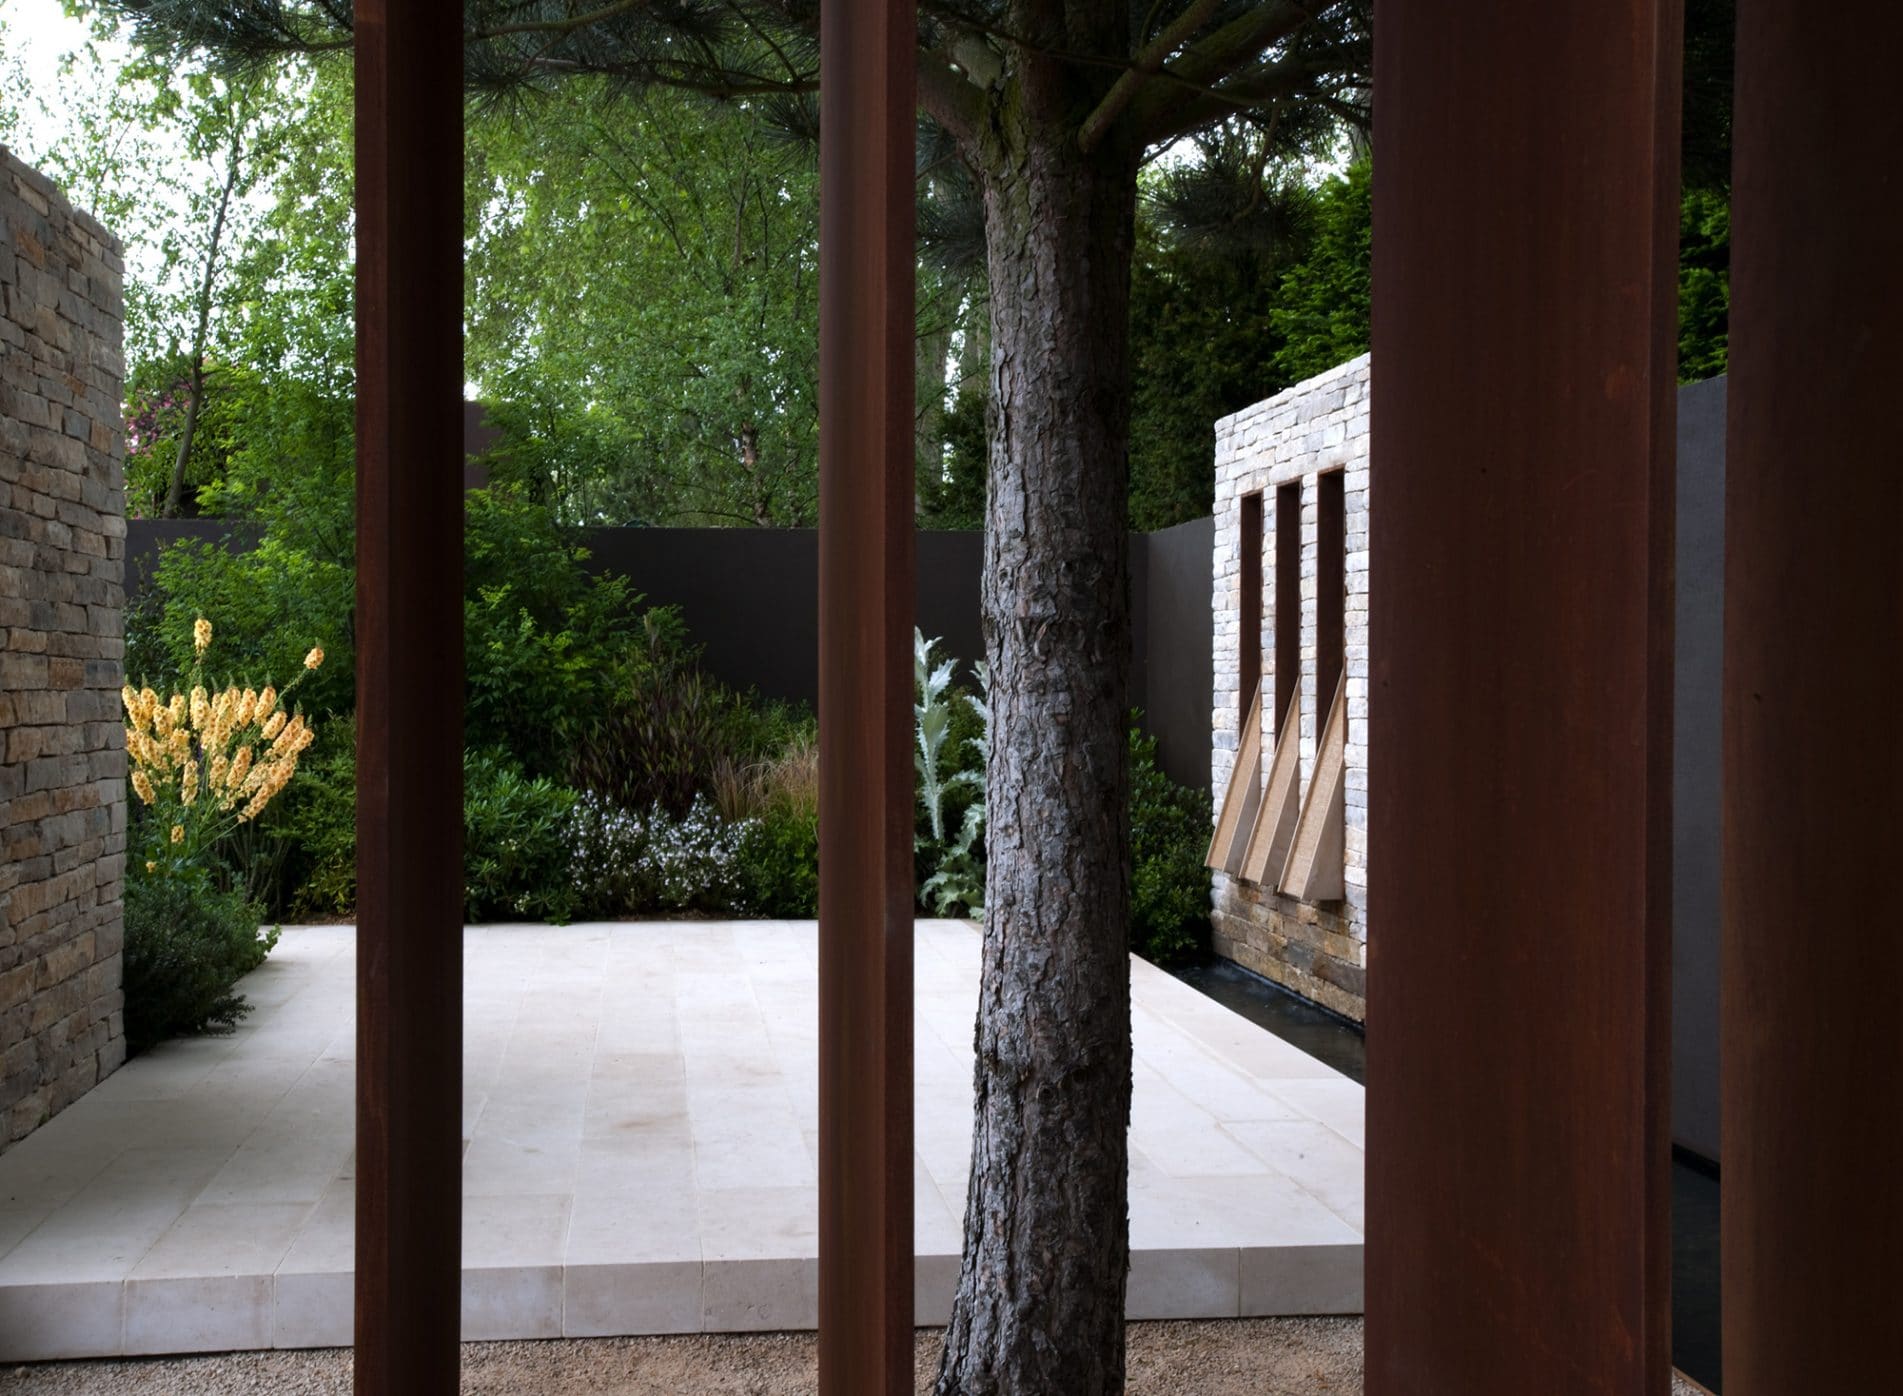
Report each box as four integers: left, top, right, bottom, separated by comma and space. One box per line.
566, 793, 756, 915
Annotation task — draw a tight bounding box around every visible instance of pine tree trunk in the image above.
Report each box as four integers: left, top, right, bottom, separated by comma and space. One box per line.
935, 130, 1139, 1396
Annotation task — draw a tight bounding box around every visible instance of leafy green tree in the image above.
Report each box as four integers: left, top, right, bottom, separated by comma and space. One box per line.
1268, 158, 1371, 382
465, 87, 821, 526
0, 15, 29, 147
1679, 185, 1729, 382
919, 384, 988, 529
1126, 131, 1323, 529
10, 21, 350, 519
187, 61, 358, 551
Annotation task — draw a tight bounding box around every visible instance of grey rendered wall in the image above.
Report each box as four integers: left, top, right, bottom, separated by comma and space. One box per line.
1674, 374, 1726, 1165
577, 527, 988, 705
1132, 516, 1214, 789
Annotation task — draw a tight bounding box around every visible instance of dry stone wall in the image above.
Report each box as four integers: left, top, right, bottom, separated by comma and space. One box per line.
1211, 354, 1370, 1020
0, 148, 128, 1147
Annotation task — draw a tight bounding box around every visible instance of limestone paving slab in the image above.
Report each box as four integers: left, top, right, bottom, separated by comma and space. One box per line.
0, 921, 1364, 1359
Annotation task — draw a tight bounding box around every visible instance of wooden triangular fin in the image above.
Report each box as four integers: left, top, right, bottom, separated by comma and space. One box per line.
1278, 673, 1347, 901
1206, 683, 1265, 874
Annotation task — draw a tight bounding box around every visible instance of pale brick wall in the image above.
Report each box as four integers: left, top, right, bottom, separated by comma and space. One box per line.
0, 148, 128, 1146
1210, 354, 1370, 1020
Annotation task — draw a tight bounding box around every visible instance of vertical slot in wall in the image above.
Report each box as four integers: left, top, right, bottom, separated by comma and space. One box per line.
1239, 492, 1263, 731
1274, 481, 1302, 739
1318, 470, 1345, 704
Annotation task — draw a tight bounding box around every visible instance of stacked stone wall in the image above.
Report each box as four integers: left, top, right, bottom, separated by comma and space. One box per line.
0, 148, 128, 1146
1211, 354, 1370, 1020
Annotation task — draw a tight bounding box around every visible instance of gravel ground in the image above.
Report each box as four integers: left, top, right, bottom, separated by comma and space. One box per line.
0, 1321, 1707, 1395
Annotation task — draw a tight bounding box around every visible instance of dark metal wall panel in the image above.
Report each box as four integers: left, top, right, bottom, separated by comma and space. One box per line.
1316, 470, 1344, 710
815, 0, 915, 1385
1722, 3, 1902, 1388
1132, 515, 1215, 789
1671, 374, 1726, 1165
350, 2, 464, 1391
1366, 2, 1682, 1391
1274, 482, 1301, 741
579, 527, 984, 708
1239, 493, 1264, 729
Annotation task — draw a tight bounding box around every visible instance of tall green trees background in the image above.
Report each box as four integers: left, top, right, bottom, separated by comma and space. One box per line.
8, 6, 1731, 540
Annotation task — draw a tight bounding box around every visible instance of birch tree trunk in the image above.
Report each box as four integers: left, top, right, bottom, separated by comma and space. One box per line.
163, 126, 243, 518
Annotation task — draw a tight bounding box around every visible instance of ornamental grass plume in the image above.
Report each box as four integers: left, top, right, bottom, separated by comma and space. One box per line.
123, 621, 330, 869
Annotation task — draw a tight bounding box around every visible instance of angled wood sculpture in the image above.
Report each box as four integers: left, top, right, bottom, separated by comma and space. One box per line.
1279, 673, 1346, 901
1205, 684, 1264, 874
1240, 689, 1305, 885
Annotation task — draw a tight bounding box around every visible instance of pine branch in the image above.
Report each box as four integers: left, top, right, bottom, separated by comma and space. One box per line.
1075, 0, 1220, 154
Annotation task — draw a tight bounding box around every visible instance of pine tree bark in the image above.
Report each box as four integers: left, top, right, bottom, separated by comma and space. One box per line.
935, 118, 1139, 1396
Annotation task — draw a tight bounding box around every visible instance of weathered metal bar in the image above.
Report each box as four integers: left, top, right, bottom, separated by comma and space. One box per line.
816, 0, 916, 1383
1366, 3, 1682, 1391
352, 3, 464, 1390
1722, 3, 1902, 1388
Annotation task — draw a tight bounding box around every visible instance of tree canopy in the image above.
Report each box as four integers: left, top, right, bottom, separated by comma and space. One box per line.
465, 85, 824, 526
101, 0, 1373, 161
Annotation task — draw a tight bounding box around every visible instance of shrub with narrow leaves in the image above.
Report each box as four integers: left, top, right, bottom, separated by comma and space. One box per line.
123, 868, 278, 1054
570, 613, 748, 817
463, 749, 580, 922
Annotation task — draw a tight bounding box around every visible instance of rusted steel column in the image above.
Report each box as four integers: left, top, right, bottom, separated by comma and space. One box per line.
1366, 3, 1682, 1392
353, 3, 464, 1391
1722, 4, 1902, 1389
816, 0, 916, 1385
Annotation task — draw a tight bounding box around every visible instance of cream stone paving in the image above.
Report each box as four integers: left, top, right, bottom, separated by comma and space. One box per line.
0, 921, 1364, 1360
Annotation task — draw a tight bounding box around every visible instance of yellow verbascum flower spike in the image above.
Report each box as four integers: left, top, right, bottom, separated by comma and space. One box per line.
194, 617, 211, 655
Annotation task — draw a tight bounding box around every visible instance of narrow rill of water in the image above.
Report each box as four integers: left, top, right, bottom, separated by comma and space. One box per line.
1165, 953, 1722, 1393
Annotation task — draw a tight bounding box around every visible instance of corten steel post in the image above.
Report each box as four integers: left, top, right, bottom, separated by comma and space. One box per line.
816, 0, 916, 1385
353, 2, 464, 1391
1366, 3, 1681, 1392
1722, 3, 1903, 1388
